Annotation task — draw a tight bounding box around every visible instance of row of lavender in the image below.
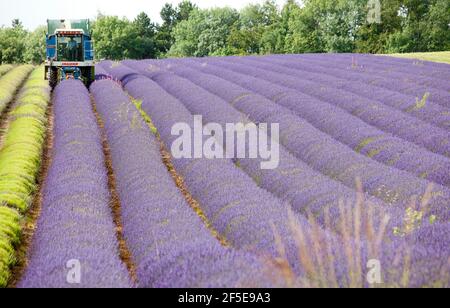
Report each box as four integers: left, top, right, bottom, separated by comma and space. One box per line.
90, 80, 277, 287
100, 63, 308, 268
120, 59, 450, 223
18, 79, 288, 288
19, 81, 132, 287
114, 61, 401, 228
242, 55, 450, 125
138, 59, 450, 188
188, 58, 450, 158
99, 61, 448, 287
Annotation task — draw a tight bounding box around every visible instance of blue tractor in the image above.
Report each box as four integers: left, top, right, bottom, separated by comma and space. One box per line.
45, 19, 95, 89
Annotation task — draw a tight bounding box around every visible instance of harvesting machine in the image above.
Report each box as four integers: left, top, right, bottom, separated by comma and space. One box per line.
45, 19, 95, 89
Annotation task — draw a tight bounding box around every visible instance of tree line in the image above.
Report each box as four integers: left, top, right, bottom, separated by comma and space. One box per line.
1, 0, 449, 64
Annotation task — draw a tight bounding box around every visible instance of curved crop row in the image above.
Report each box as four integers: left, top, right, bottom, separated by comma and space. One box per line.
0, 67, 50, 211
99, 62, 315, 270
282, 54, 450, 93
159, 59, 450, 187
0, 67, 50, 287
298, 53, 450, 87
123, 61, 403, 227
130, 60, 450, 223
19, 80, 131, 288
91, 79, 277, 288
275, 54, 450, 109
306, 55, 450, 108
0, 207, 20, 287
0, 65, 34, 114
254, 56, 450, 129
200, 58, 450, 158
102, 60, 449, 288
0, 65, 14, 78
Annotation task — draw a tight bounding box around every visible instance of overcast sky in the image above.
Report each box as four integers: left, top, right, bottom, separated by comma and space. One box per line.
0, 0, 288, 30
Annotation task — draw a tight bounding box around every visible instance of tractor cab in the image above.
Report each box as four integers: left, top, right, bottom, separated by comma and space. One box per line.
56, 31, 84, 62
45, 19, 95, 89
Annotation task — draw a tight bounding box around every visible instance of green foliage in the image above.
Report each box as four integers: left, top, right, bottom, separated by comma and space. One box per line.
229, 0, 281, 55
0, 20, 28, 64
0, 66, 50, 287
0, 65, 14, 78
156, 1, 197, 55
133, 13, 158, 59
381, 0, 450, 53
0, 206, 21, 287
24, 26, 46, 64
92, 15, 142, 60
169, 7, 240, 57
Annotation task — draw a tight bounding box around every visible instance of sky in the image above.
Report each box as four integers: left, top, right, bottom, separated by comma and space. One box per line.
0, 0, 288, 30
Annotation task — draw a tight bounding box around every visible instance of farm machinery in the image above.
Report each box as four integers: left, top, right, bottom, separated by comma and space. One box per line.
45, 19, 95, 89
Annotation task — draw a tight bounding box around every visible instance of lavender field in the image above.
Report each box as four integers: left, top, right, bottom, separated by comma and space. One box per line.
0, 54, 449, 288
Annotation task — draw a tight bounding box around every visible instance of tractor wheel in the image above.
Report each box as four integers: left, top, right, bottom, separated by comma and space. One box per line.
49, 68, 58, 90
84, 67, 95, 89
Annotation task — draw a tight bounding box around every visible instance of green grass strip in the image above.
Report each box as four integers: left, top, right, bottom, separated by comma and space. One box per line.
0, 65, 14, 78
0, 66, 50, 287
387, 51, 450, 65
0, 65, 34, 114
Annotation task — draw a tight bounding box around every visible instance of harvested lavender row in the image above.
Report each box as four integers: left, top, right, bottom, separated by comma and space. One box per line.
150, 60, 450, 187
91, 80, 277, 288
289, 53, 450, 92
134, 59, 450, 222
255, 55, 450, 128
201, 58, 450, 158
19, 80, 132, 288
99, 62, 312, 270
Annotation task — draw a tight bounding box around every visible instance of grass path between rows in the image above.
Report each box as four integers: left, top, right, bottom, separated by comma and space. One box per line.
387, 51, 450, 64
7, 97, 53, 288
0, 67, 51, 287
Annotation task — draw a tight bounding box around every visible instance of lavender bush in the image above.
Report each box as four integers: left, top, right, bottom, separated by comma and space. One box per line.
91, 79, 280, 288
252, 55, 450, 130
149, 61, 450, 187
125, 61, 449, 224
19, 80, 132, 288
199, 57, 450, 158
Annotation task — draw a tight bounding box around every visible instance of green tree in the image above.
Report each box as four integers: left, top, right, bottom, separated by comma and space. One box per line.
425, 0, 450, 51
284, 0, 322, 53
263, 0, 300, 54
0, 20, 28, 64
355, 0, 403, 53
386, 0, 450, 53
285, 0, 366, 54
24, 25, 47, 64
92, 15, 142, 60
133, 12, 158, 59
169, 8, 239, 57
228, 0, 281, 55
156, 1, 196, 55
